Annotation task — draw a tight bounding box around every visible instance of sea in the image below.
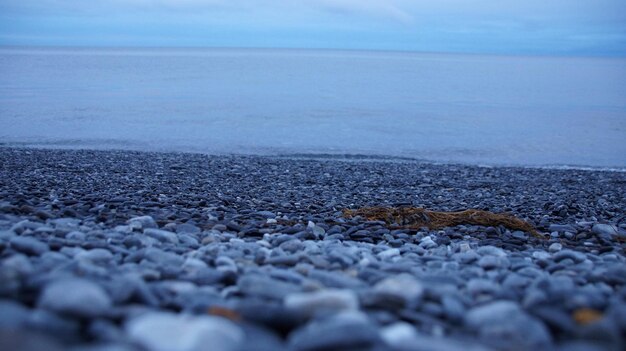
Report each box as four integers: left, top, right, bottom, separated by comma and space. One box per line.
1, 47, 625, 168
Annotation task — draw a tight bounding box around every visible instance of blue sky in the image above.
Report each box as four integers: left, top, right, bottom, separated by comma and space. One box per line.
1, 0, 625, 55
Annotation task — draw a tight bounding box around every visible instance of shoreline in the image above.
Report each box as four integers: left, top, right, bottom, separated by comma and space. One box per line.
2, 144, 626, 173
1, 147, 625, 351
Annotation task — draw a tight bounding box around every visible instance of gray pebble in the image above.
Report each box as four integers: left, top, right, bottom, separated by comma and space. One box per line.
175, 223, 200, 234
143, 228, 179, 244
477, 255, 510, 270
381, 322, 490, 351
466, 279, 500, 297
76, 248, 114, 264
289, 311, 381, 351
0, 299, 30, 328
419, 236, 438, 249
549, 224, 577, 233
38, 278, 112, 318
0, 329, 65, 351
9, 236, 49, 255
238, 274, 302, 300
476, 245, 507, 257
454, 250, 479, 264
378, 248, 400, 260
2, 254, 34, 275
307, 269, 365, 289
553, 249, 586, 263
127, 216, 157, 230
66, 231, 86, 241
441, 295, 466, 322
373, 274, 424, 307
143, 248, 184, 266
125, 311, 243, 351
178, 234, 199, 247
592, 223, 620, 240
466, 300, 551, 349
284, 289, 358, 317
549, 243, 563, 252
26, 309, 81, 341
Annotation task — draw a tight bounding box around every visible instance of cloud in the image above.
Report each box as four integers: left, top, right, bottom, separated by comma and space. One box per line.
1, 0, 625, 55
3, 0, 625, 25
0, 0, 414, 22
313, 0, 413, 23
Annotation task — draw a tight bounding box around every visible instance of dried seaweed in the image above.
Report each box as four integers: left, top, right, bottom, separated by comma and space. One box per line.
343, 207, 544, 239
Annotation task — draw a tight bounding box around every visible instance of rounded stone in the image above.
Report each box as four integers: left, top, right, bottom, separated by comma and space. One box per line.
125, 311, 243, 351
373, 274, 424, 306
38, 279, 112, 318
284, 289, 359, 317
9, 236, 49, 256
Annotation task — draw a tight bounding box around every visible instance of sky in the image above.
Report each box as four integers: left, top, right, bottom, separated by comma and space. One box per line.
1, 0, 625, 56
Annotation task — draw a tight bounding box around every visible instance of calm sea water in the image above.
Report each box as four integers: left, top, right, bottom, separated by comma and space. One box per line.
1, 47, 625, 167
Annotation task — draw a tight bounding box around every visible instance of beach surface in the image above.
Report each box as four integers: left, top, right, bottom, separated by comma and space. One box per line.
1, 147, 625, 351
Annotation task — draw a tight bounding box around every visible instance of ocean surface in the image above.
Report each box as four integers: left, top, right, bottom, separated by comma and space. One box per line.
1, 47, 625, 168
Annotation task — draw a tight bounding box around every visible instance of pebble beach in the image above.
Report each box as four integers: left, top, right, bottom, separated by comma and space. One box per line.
1, 147, 625, 351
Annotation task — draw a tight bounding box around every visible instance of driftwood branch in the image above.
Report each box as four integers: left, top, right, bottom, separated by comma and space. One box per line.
343, 207, 544, 239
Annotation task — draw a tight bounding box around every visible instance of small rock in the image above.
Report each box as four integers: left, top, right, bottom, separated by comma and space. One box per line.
454, 250, 479, 263
511, 230, 527, 239
288, 311, 381, 351
549, 242, 563, 252
466, 279, 500, 296
419, 236, 437, 249
549, 224, 577, 233
380, 322, 417, 349
66, 231, 86, 241
466, 300, 551, 349
307, 269, 364, 289
143, 228, 179, 244
256, 211, 276, 218
477, 255, 509, 270
532, 251, 551, 260
459, 243, 471, 252
128, 216, 157, 230
553, 249, 586, 263
476, 245, 507, 257
0, 299, 30, 328
307, 221, 326, 238
175, 223, 200, 234
183, 258, 208, 270
50, 218, 80, 227
76, 248, 114, 264
285, 289, 358, 317
38, 279, 112, 318
9, 236, 49, 255
373, 274, 424, 307
556, 341, 609, 351
592, 223, 620, 240
2, 254, 34, 275
178, 234, 199, 247
144, 248, 184, 266
238, 275, 302, 300
0, 329, 64, 351
215, 256, 237, 273
125, 311, 243, 351
381, 322, 490, 351
441, 295, 466, 322
26, 309, 81, 342
11, 220, 45, 233
378, 248, 400, 260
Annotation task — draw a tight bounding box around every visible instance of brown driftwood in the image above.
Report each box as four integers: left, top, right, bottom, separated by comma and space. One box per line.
343, 207, 544, 239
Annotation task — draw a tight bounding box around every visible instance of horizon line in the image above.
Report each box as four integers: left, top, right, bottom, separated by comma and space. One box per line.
2, 44, 626, 60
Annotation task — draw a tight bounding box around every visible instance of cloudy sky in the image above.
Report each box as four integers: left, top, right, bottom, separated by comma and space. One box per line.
1, 0, 625, 55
